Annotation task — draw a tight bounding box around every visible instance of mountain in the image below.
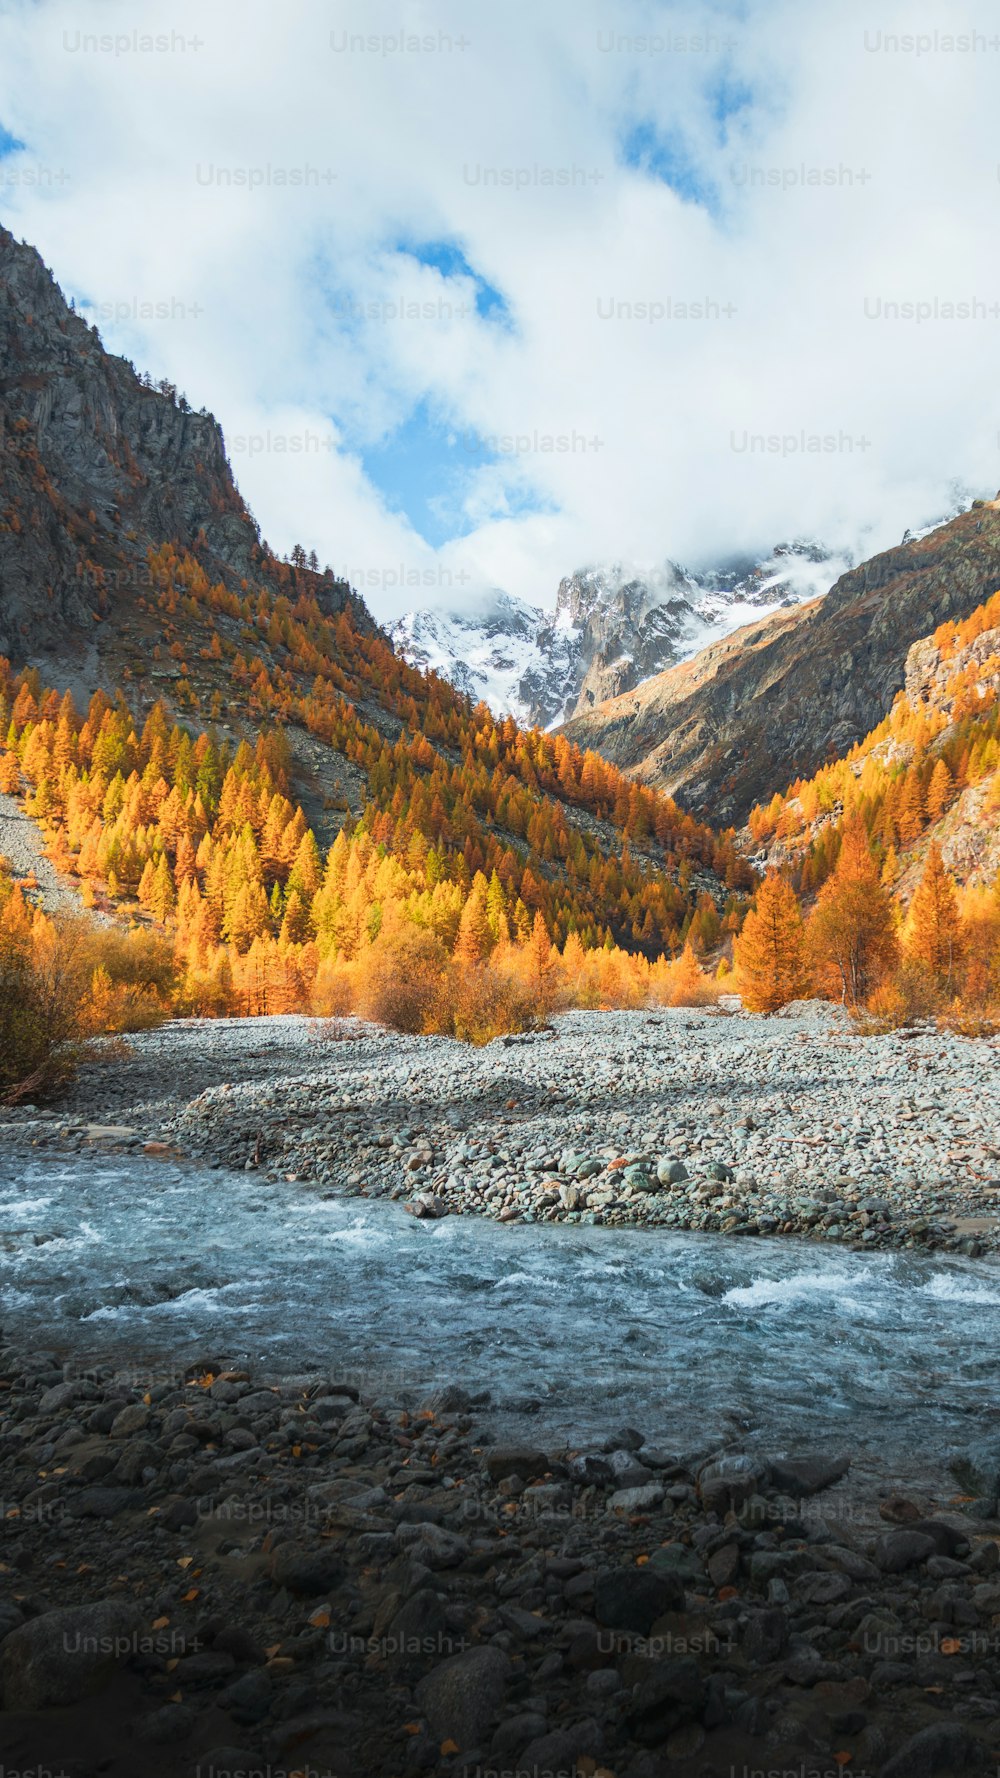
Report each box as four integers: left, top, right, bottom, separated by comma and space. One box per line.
390, 542, 850, 729
745, 588, 1000, 900
561, 500, 1000, 825
0, 224, 371, 679
0, 223, 747, 994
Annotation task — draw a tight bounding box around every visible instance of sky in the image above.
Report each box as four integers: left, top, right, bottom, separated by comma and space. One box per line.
0, 0, 998, 620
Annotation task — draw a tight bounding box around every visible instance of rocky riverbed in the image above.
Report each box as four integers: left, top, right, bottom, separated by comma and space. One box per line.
4, 1009, 1000, 1774
4, 1005, 1000, 1255
2, 1338, 1000, 1778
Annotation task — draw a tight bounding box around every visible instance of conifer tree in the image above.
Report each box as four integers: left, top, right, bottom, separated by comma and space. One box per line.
906, 842, 963, 989
807, 815, 899, 1005
734, 871, 808, 1013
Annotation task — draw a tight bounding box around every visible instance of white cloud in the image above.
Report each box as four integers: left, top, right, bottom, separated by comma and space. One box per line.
1, 0, 998, 619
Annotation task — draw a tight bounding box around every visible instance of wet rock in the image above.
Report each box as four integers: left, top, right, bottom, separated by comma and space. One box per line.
483, 1446, 549, 1483
768, 1453, 850, 1497
698, 1454, 769, 1512
608, 1483, 664, 1513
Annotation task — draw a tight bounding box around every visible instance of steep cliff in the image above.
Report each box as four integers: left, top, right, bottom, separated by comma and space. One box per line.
0, 225, 371, 672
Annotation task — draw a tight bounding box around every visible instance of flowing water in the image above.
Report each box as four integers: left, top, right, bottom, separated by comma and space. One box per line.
3, 1154, 999, 1484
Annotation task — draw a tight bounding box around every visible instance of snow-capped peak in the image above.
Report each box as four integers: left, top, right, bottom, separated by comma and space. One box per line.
390, 539, 851, 728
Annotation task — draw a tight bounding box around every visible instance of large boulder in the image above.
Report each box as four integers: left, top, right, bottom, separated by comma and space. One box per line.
0, 1600, 145, 1708
414, 1644, 510, 1748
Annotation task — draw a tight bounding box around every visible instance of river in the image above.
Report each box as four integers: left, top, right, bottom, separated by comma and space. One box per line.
3, 1153, 998, 1485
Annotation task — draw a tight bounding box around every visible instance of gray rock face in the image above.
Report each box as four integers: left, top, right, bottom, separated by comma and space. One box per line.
0, 1599, 144, 1707
0, 225, 374, 670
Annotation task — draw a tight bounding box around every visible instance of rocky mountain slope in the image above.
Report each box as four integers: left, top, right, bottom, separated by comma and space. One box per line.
391, 543, 848, 729
0, 224, 370, 675
746, 590, 1000, 901
562, 501, 1000, 824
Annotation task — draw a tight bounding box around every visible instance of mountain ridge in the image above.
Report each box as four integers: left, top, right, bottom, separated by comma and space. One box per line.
390, 542, 850, 730
561, 500, 1000, 824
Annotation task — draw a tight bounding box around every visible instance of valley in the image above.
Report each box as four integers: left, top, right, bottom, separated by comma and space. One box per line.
2, 212, 1000, 1778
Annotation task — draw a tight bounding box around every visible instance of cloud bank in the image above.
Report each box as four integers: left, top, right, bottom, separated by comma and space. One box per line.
0, 0, 996, 617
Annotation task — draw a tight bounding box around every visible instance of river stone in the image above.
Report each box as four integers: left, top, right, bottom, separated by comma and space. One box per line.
385, 1590, 449, 1675
625, 1657, 705, 1744
622, 1165, 654, 1192
484, 1446, 549, 1482
698, 1454, 768, 1512
768, 1453, 851, 1497
656, 1157, 688, 1185
872, 1530, 938, 1573
909, 1518, 967, 1556
269, 1542, 344, 1596
110, 1402, 150, 1438
395, 1522, 469, 1569
414, 1644, 510, 1748
67, 1485, 141, 1519
520, 1720, 604, 1769
491, 1711, 548, 1755
608, 1482, 664, 1513
38, 1378, 99, 1415
742, 1608, 788, 1664
594, 1567, 684, 1634
879, 1722, 982, 1778
707, 1543, 740, 1589
0, 1600, 144, 1708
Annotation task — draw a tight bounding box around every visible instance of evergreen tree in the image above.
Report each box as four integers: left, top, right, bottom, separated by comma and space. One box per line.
734, 871, 808, 1013
906, 843, 962, 989
807, 815, 899, 1006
